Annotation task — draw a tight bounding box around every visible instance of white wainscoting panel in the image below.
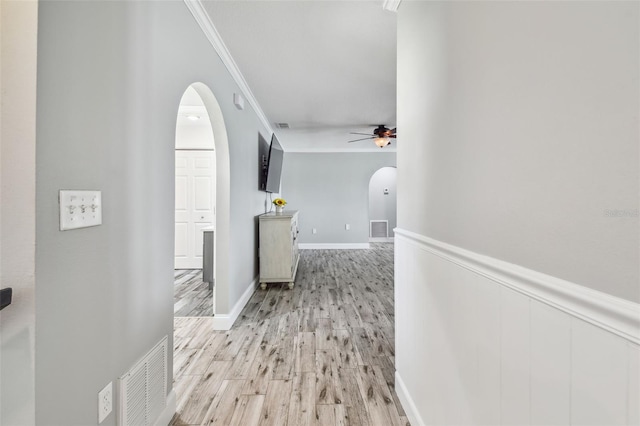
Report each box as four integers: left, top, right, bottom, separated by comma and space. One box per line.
444, 264, 477, 426
394, 228, 640, 426
474, 277, 501, 426
422, 252, 449, 426
394, 237, 431, 426
629, 344, 640, 425
571, 319, 628, 425
500, 288, 530, 425
530, 302, 571, 426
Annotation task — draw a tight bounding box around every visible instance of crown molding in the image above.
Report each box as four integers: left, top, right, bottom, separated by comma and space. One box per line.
183, 0, 274, 135
382, 0, 401, 12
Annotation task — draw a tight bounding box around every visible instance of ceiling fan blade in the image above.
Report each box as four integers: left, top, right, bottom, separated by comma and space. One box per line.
347, 137, 375, 143
349, 132, 374, 136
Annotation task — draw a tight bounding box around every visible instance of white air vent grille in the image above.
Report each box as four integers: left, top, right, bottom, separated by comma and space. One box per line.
275, 122, 290, 129
370, 220, 389, 238
119, 336, 168, 426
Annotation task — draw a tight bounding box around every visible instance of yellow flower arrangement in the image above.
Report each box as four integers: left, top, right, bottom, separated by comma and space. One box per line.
273, 198, 287, 207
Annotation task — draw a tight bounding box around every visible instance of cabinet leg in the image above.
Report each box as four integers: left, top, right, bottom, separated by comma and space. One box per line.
260, 283, 267, 290
288, 283, 294, 290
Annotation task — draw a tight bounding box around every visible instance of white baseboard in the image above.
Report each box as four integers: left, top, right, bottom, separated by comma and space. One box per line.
298, 243, 370, 250
156, 389, 176, 426
369, 237, 395, 243
211, 275, 258, 330
395, 371, 425, 426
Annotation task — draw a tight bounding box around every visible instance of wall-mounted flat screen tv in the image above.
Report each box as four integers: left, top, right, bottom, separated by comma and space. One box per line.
265, 133, 284, 193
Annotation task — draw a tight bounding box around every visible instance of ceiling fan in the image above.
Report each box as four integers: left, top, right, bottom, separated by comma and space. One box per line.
348, 125, 396, 148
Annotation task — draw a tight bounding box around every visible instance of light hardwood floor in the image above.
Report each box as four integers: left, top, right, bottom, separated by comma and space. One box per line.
171, 243, 409, 426
174, 269, 213, 317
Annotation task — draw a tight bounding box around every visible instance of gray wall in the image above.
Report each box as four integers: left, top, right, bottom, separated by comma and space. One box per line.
397, 1, 639, 302
368, 167, 397, 235
281, 152, 396, 245
35, 2, 267, 424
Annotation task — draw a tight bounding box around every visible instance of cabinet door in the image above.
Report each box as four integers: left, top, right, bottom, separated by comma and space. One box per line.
260, 219, 293, 279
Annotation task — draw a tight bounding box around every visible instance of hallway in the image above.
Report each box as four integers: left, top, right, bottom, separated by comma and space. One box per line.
174, 269, 214, 317
171, 243, 409, 426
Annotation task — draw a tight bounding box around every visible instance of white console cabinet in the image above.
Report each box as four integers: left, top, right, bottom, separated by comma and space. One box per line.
259, 210, 299, 290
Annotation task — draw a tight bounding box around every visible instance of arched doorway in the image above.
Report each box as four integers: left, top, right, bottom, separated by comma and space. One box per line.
368, 167, 397, 242
173, 83, 230, 317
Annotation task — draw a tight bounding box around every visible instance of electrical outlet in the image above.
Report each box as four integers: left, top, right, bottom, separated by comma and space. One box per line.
98, 381, 113, 423
312, 228, 317, 234
345, 224, 350, 231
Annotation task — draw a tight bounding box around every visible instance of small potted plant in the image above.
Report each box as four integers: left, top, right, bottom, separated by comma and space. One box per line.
273, 198, 287, 214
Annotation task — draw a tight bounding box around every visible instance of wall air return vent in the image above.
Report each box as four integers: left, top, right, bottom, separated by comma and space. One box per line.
370, 220, 389, 238
118, 336, 168, 426
275, 122, 290, 129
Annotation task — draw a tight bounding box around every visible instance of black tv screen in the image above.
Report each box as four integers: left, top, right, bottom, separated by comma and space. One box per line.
265, 134, 284, 193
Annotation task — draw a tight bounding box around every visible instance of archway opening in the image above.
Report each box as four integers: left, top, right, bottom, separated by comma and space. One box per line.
368, 167, 397, 242
173, 83, 230, 318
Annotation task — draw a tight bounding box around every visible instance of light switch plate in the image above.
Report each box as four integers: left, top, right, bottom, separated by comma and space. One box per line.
59, 190, 102, 231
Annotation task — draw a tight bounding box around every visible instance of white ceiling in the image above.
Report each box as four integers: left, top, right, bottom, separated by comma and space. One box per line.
176, 86, 216, 150
202, 0, 397, 152
176, 86, 212, 130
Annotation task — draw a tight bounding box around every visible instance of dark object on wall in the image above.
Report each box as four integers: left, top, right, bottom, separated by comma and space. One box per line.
0, 287, 12, 311
258, 133, 270, 190
265, 133, 284, 193
203, 229, 214, 291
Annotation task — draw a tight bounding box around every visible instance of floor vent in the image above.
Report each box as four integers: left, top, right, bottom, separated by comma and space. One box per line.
118, 336, 168, 426
370, 220, 389, 238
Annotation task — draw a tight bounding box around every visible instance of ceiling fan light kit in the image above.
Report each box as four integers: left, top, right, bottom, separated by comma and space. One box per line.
347, 124, 396, 148
374, 136, 390, 148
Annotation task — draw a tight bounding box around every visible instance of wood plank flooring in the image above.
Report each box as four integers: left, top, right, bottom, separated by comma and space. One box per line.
171, 243, 409, 426
175, 269, 213, 317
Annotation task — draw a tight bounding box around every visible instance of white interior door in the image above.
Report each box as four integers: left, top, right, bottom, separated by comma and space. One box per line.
175, 150, 215, 269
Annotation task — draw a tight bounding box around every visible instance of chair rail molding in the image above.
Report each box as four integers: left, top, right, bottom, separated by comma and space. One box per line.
394, 228, 640, 345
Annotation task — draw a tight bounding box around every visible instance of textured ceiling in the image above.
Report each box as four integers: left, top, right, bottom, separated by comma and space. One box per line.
202, 0, 397, 152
